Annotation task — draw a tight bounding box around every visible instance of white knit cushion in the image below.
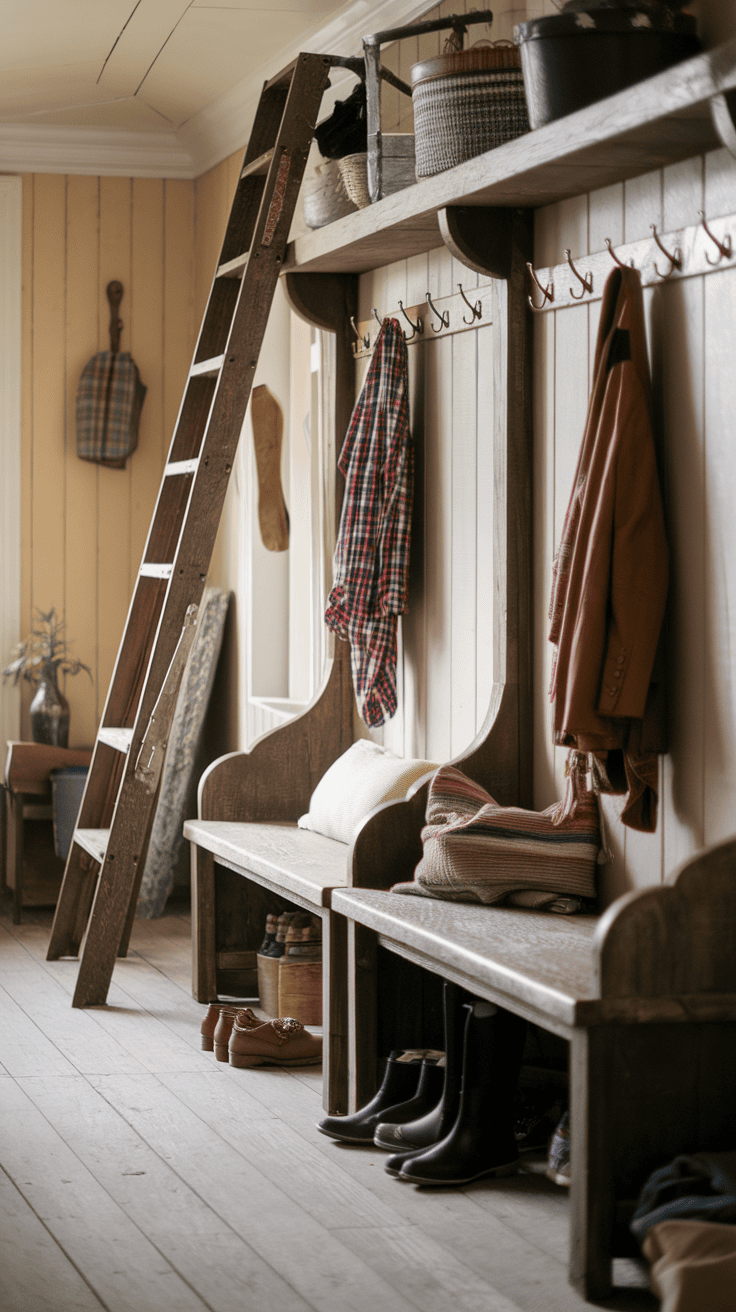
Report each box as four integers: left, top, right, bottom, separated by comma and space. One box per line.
298, 740, 437, 844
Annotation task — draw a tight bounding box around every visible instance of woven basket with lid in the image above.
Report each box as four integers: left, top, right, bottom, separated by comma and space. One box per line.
411, 42, 529, 177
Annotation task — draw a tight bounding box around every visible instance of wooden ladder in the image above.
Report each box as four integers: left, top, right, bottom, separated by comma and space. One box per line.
47, 52, 331, 1007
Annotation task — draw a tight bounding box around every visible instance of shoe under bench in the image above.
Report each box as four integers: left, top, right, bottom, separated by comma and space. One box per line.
328, 840, 736, 1303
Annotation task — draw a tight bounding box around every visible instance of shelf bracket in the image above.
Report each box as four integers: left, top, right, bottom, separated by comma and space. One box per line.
439, 206, 533, 283
710, 89, 736, 159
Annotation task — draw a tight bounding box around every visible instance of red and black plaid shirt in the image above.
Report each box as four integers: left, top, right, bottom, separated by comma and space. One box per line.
325, 318, 413, 727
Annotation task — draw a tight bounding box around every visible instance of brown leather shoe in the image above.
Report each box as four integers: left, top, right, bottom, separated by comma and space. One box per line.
284, 913, 322, 960
229, 1014, 322, 1068
213, 1006, 260, 1062
201, 1003, 246, 1052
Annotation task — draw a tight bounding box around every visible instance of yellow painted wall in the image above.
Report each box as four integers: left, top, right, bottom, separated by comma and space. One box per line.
20, 173, 196, 748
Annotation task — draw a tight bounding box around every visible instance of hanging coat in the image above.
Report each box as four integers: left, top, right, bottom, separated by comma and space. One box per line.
325, 318, 413, 728
549, 265, 668, 832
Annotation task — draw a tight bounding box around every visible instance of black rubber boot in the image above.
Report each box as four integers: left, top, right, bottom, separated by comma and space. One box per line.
398, 1002, 527, 1186
317, 1051, 428, 1143
376, 981, 466, 1160
370, 1057, 445, 1142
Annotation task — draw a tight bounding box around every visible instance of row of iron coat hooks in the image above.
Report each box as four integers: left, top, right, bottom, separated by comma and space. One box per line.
347, 210, 735, 345
349, 282, 489, 355
526, 209, 734, 312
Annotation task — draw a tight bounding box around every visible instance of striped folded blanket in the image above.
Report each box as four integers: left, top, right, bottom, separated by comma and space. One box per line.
391, 764, 599, 909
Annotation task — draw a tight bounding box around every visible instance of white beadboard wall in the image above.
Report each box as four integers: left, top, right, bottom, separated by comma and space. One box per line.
352, 1, 736, 904
531, 148, 736, 905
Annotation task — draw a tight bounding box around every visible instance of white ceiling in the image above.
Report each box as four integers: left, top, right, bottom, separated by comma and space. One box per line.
0, 0, 342, 132
0, 0, 430, 177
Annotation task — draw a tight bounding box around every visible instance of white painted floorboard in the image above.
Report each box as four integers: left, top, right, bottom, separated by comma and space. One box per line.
0, 905, 655, 1312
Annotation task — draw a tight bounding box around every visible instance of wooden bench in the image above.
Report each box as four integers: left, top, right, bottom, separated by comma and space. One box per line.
328, 837, 736, 1302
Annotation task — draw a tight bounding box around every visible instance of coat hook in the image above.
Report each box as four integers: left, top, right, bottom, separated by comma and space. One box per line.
106, 280, 123, 354
372, 307, 383, 329
604, 237, 631, 269
350, 315, 370, 350
426, 291, 449, 332
565, 249, 593, 299
458, 283, 482, 324
699, 210, 732, 265
397, 299, 423, 339
650, 224, 682, 280
526, 262, 554, 311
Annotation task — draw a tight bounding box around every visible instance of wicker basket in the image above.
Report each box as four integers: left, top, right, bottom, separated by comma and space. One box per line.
338, 135, 416, 208
302, 157, 357, 229
411, 43, 529, 178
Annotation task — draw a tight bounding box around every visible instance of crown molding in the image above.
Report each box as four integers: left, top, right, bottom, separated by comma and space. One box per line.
0, 0, 431, 179
0, 122, 195, 178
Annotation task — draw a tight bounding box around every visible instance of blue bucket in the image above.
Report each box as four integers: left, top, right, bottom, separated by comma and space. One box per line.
50, 766, 89, 861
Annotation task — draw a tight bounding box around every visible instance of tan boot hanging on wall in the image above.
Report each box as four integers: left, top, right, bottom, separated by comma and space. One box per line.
251, 384, 289, 552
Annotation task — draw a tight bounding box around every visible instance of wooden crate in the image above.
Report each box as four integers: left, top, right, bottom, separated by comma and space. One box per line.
278, 958, 322, 1026
256, 953, 280, 1018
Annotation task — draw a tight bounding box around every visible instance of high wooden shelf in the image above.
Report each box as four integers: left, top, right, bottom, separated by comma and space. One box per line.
284, 37, 736, 276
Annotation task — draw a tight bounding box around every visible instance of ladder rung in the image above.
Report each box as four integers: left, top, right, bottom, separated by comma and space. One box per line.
165, 458, 198, 477
191, 356, 225, 378
241, 148, 275, 180
217, 254, 248, 280
139, 563, 173, 579
98, 727, 134, 753
75, 829, 110, 865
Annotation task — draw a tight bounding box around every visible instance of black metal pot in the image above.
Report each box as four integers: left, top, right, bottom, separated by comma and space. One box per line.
514, 3, 700, 130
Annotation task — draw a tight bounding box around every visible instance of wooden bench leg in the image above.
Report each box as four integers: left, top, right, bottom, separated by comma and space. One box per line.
569, 1028, 615, 1301
323, 908, 348, 1115
191, 844, 217, 1001
346, 918, 377, 1114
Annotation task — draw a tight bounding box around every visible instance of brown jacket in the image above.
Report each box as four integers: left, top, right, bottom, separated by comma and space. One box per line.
549, 266, 668, 829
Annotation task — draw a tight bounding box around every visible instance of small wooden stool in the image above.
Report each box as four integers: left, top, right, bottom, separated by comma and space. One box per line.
3, 741, 92, 924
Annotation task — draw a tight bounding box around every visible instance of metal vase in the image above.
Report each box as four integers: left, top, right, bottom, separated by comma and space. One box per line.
30, 664, 70, 747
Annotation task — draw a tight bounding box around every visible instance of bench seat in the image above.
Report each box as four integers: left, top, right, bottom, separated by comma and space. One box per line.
184, 819, 349, 910
332, 888, 600, 1036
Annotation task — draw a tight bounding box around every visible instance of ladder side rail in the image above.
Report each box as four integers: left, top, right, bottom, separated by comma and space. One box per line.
53, 85, 293, 750
110, 54, 333, 762
63, 54, 332, 1003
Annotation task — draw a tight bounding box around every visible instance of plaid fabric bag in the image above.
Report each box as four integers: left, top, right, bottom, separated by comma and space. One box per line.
391, 764, 600, 910
75, 350, 146, 469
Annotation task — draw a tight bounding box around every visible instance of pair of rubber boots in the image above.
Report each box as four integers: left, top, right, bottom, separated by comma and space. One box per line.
318, 982, 527, 1186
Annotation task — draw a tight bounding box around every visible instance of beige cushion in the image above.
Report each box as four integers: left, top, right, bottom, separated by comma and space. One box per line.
298, 740, 437, 844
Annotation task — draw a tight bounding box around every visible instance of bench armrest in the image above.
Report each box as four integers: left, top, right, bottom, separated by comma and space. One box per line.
198, 639, 353, 822
595, 834, 736, 998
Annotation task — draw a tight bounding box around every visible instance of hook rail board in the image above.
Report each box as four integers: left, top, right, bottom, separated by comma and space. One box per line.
527, 211, 736, 313
351, 283, 495, 357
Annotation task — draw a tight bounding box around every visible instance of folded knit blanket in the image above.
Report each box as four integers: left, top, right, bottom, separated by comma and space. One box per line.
391, 764, 599, 907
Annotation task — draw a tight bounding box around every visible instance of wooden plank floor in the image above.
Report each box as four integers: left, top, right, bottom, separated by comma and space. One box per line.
0, 901, 656, 1312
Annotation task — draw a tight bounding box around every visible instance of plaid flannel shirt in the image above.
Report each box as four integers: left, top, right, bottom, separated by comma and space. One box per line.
325, 318, 413, 727
76, 350, 146, 469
